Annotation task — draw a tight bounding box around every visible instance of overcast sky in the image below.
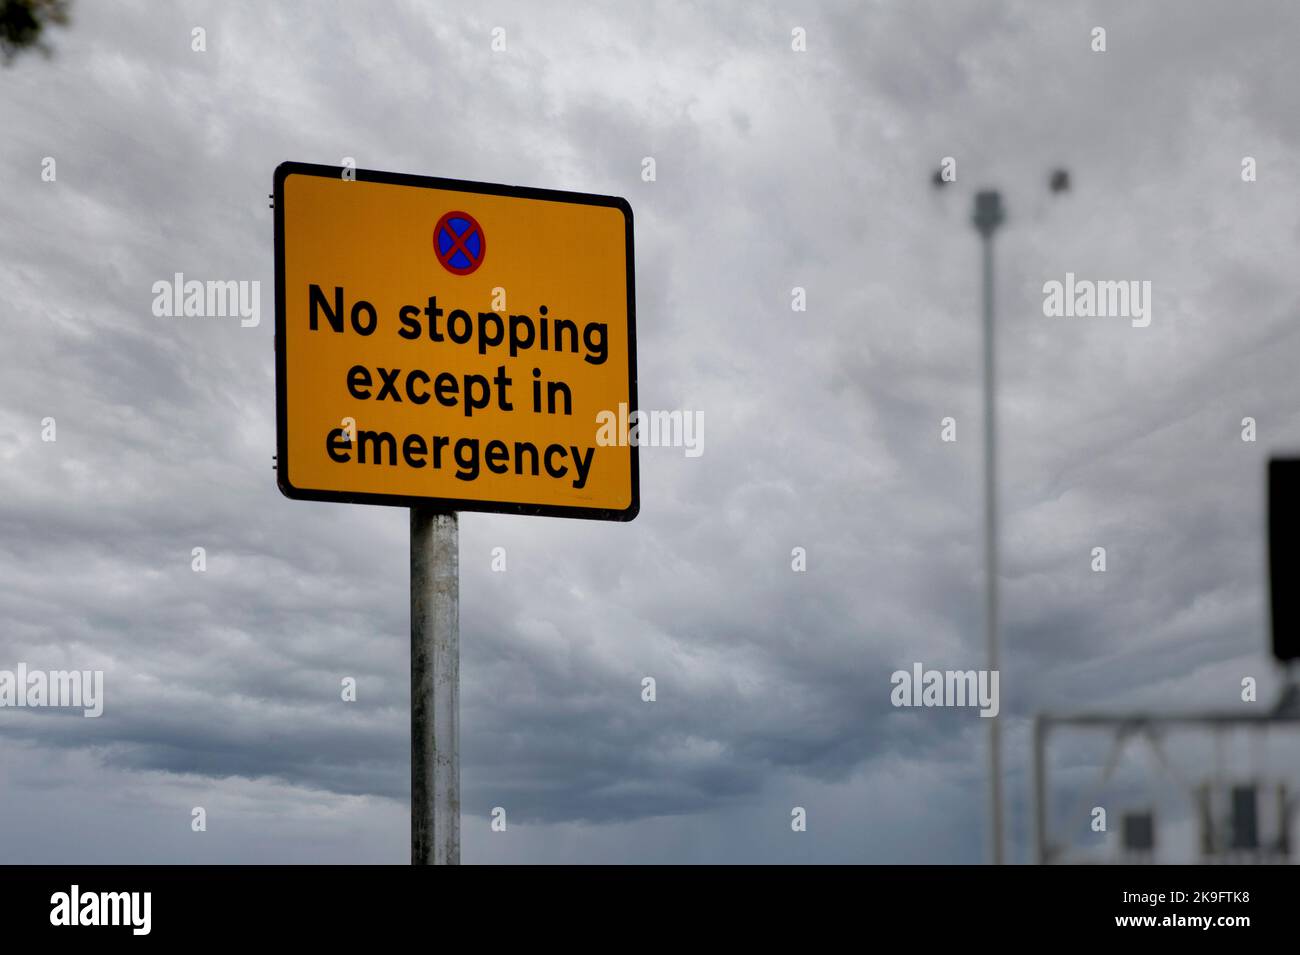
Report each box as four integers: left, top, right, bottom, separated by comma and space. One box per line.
2, 0, 1299, 864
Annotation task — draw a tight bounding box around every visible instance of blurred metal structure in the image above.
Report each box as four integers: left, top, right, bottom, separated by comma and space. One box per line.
1034, 458, 1300, 863
1032, 693, 1300, 863
1120, 809, 1155, 861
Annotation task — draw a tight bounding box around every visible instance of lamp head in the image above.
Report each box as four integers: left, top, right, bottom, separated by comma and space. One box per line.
972, 190, 1005, 237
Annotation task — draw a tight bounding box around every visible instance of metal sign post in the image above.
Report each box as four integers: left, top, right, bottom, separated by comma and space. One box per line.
410, 506, 459, 865
273, 162, 638, 866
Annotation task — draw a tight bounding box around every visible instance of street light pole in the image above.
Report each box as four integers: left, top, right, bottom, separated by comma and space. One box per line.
973, 190, 1005, 865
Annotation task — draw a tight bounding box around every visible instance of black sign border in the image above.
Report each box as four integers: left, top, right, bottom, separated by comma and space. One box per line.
274, 161, 639, 522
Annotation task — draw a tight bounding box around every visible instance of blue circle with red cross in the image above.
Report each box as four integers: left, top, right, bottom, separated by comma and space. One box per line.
433, 211, 485, 275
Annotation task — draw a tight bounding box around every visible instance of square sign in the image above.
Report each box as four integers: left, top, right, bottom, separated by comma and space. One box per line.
274, 162, 638, 520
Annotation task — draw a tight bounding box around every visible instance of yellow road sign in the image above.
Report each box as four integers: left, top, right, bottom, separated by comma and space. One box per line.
274, 162, 638, 520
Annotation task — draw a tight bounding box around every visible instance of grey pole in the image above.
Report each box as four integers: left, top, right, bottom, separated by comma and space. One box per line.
973, 191, 1005, 865
410, 506, 460, 865
1033, 715, 1048, 864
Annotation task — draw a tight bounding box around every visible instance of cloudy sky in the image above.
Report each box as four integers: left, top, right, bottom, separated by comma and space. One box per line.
2, 0, 1299, 864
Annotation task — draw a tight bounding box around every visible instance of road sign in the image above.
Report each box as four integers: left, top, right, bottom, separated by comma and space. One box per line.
274, 162, 638, 520
1269, 458, 1300, 661
433, 211, 485, 276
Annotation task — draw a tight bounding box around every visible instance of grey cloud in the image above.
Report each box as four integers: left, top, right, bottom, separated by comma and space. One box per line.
1, 0, 1297, 863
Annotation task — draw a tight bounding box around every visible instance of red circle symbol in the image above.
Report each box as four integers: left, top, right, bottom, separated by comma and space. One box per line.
433, 211, 486, 275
